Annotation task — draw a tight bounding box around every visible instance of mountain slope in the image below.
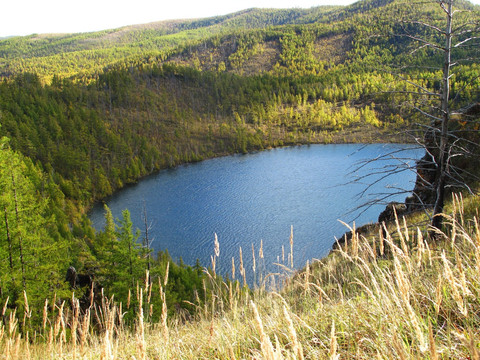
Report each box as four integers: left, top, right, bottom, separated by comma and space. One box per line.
0, 5, 354, 82
1, 0, 478, 83
0, 6, 340, 77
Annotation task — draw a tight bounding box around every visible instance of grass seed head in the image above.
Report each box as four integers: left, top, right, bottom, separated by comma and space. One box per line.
214, 232, 220, 258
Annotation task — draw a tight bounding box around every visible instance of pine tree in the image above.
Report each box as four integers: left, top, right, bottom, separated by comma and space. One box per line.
0, 136, 70, 314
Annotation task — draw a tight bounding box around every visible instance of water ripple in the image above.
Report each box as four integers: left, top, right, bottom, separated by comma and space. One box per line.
90, 144, 422, 285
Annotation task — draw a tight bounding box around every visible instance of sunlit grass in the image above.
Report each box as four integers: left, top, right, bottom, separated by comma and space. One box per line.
1, 193, 480, 359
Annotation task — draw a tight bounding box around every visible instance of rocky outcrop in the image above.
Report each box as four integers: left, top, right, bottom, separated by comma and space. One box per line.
406, 152, 436, 211
378, 201, 407, 223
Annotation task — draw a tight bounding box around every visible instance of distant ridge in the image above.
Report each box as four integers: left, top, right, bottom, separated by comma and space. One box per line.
1, 0, 479, 82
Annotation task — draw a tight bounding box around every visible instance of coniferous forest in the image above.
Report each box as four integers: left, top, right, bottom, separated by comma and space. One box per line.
0, 0, 479, 345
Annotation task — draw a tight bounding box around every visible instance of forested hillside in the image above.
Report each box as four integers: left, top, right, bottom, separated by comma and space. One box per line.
0, 0, 479, 328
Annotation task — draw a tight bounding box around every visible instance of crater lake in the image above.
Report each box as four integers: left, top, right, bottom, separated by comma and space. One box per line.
89, 144, 423, 285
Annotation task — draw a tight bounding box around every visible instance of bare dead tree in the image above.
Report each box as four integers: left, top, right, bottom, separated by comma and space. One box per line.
399, 0, 480, 237
349, 1, 479, 236
142, 201, 153, 278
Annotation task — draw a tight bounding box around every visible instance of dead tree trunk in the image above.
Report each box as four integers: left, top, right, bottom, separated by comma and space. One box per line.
430, 0, 454, 236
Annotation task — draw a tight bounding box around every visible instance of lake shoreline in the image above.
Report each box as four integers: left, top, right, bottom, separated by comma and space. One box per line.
89, 143, 422, 283
88, 125, 418, 214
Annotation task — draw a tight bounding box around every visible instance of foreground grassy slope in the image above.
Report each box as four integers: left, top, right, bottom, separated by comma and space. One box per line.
1, 193, 479, 359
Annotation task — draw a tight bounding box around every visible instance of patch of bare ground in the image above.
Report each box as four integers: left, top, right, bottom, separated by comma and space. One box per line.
313, 32, 353, 65
234, 41, 280, 75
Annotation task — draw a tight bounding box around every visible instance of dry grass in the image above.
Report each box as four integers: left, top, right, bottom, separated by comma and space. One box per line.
1, 193, 480, 359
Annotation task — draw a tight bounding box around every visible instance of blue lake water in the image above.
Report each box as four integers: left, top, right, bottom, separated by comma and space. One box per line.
89, 144, 422, 284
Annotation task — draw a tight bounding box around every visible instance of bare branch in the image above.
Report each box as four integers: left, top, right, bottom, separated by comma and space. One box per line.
380, 90, 441, 98
412, 106, 443, 122
405, 20, 445, 34
348, 146, 423, 175
349, 187, 421, 221
454, 36, 480, 47
451, 75, 480, 105
409, 43, 431, 55
452, 24, 480, 37
395, 74, 442, 97
439, 1, 450, 16
400, 33, 445, 52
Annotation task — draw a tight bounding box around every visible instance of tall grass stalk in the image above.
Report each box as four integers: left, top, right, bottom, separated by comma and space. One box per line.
0, 193, 479, 359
